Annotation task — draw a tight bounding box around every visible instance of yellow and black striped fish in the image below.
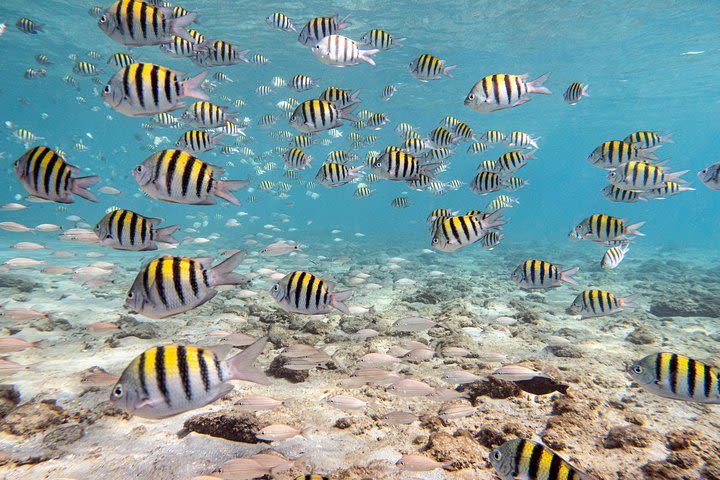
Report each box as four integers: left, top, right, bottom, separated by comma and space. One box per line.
372, 150, 432, 181
453, 121, 474, 141
490, 438, 594, 480
360, 29, 404, 49
502, 176, 528, 191
187, 28, 205, 44
107, 52, 135, 68
601, 184, 643, 203
401, 137, 429, 155
568, 289, 637, 318
465, 73, 551, 112
102, 62, 208, 117
295, 475, 330, 480
629, 353, 720, 404
73, 61, 102, 76
160, 35, 196, 57
266, 12, 297, 32
315, 162, 362, 187
298, 14, 351, 46
644, 181, 694, 199
320, 87, 361, 108
353, 186, 374, 198
382, 84, 397, 101
98, 0, 196, 46
13, 146, 99, 203
287, 74, 316, 91
408, 53, 455, 81
126, 253, 249, 319
480, 231, 503, 250
176, 130, 225, 154
494, 151, 536, 176
271, 271, 353, 314
481, 130, 505, 144
110, 336, 269, 418
624, 131, 672, 149
487, 195, 519, 212
391, 197, 412, 208
470, 171, 503, 195
283, 148, 312, 170
600, 243, 629, 269
428, 126, 458, 148
182, 101, 235, 128
16, 18, 43, 34
569, 214, 645, 243
326, 150, 356, 163
608, 161, 688, 191
290, 99, 357, 134
427, 208, 456, 223
563, 82, 589, 105
193, 40, 249, 66
431, 214, 504, 252
132, 149, 248, 205
587, 140, 657, 169
95, 209, 178, 251
367, 113, 389, 130
505, 131, 539, 150
511, 260, 578, 289
35, 54, 52, 66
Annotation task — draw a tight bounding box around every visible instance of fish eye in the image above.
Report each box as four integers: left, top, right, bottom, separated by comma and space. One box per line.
127, 291, 134, 299
632, 365, 643, 374
431, 238, 438, 244
99, 15, 107, 24
112, 384, 124, 398
468, 94, 475, 100
103, 85, 111, 94
492, 450, 502, 461
272, 284, 279, 291
135, 166, 142, 172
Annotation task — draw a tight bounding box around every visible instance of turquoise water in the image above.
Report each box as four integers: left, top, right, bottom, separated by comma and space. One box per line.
1, 1, 720, 479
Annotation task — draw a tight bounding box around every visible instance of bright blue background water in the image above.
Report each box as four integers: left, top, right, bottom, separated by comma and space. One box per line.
1, 1, 718, 252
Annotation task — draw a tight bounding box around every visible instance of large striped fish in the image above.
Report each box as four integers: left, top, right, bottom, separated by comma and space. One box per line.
110, 337, 270, 418
126, 252, 249, 318
98, 0, 197, 46
13, 146, 99, 203
431, 213, 505, 252
569, 213, 645, 243
315, 162, 362, 187
608, 161, 688, 191
372, 150, 438, 181
132, 149, 249, 205
511, 260, 578, 289
289, 99, 358, 133
629, 352, 720, 404
271, 271, 353, 314
95, 208, 179, 251
102, 63, 208, 117
490, 438, 595, 480
568, 289, 637, 318
311, 35, 378, 67
464, 73, 552, 113
297, 14, 351, 46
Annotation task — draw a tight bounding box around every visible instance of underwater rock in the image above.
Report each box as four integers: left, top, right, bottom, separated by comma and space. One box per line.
603, 425, 655, 449
328, 462, 391, 480
0, 385, 20, 419
0, 276, 39, 292
268, 354, 310, 383
183, 409, 260, 443
112, 317, 158, 340
2, 399, 68, 436
650, 296, 720, 318
666, 429, 697, 451
626, 325, 658, 345
546, 344, 584, 358
462, 377, 520, 403
334, 417, 352, 429
422, 430, 485, 471
640, 460, 691, 480
42, 424, 84, 449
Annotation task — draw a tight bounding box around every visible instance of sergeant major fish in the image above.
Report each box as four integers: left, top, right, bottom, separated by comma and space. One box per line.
98, 0, 197, 46
132, 149, 249, 205
289, 99, 358, 133
511, 260, 578, 289
101, 63, 208, 117
95, 208, 179, 251
629, 352, 720, 404
14, 146, 100, 203
568, 289, 638, 318
297, 14, 351, 46
110, 336, 269, 418
271, 271, 353, 314
465, 73, 551, 112
312, 35, 378, 67
126, 252, 249, 318
490, 438, 595, 480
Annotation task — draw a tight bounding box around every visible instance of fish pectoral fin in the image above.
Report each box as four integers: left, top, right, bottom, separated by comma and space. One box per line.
135, 396, 160, 409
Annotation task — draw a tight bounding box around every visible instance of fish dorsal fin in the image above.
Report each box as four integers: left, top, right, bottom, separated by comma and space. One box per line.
191, 256, 215, 268
146, 217, 163, 227
206, 344, 233, 360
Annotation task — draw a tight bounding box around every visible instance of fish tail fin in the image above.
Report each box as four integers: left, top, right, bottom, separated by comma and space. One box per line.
169, 13, 198, 42
227, 336, 270, 385
181, 70, 209, 100
625, 221, 646, 237
154, 224, 179, 245
560, 267, 579, 285
528, 72, 552, 94
666, 170, 690, 185
637, 145, 659, 159
331, 289, 354, 314
619, 295, 640, 309
478, 211, 505, 231
582, 84, 590, 97
215, 179, 249, 205
393, 37, 406, 47
339, 103, 359, 123
443, 65, 457, 78
660, 132, 673, 143
208, 251, 248, 286
71, 176, 100, 202
337, 13, 352, 30
359, 49, 379, 66
210, 133, 226, 145
349, 89, 361, 104
236, 49, 250, 63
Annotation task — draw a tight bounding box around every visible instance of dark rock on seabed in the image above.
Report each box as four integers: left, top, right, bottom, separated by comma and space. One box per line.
183, 409, 260, 443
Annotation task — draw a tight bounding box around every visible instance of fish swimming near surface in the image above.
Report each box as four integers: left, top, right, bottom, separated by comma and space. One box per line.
110, 336, 269, 418
125, 252, 250, 318
465, 73, 551, 112
98, 0, 197, 46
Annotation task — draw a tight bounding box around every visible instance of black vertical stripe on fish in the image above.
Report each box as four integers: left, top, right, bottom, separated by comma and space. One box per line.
138, 216, 146, 245
491, 75, 500, 104
155, 258, 169, 307
687, 358, 697, 398
197, 348, 210, 391
527, 441, 543, 479
285, 272, 294, 304
196, 162, 208, 198
703, 364, 712, 398
669, 353, 679, 394
137, 351, 149, 396
294, 271, 306, 309
655, 352, 663, 384
458, 217, 470, 241
449, 219, 462, 245
155, 346, 171, 406
139, 1, 148, 40
125, 0, 134, 39
172, 257, 185, 305
142, 260, 151, 295
180, 157, 193, 197
504, 75, 513, 103
117, 209, 128, 244
202, 268, 209, 287
304, 274, 315, 310
513, 439, 526, 476
530, 260, 537, 285
548, 451, 563, 480
166, 149, 180, 196
189, 263, 199, 296
207, 175, 213, 194
42, 152, 59, 195
115, 2, 124, 36
151, 6, 160, 38
54, 163, 67, 196
153, 149, 164, 182
149, 64, 159, 107
134, 64, 145, 109
164, 70, 173, 103
315, 280, 323, 310
177, 345, 192, 400
213, 352, 223, 382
